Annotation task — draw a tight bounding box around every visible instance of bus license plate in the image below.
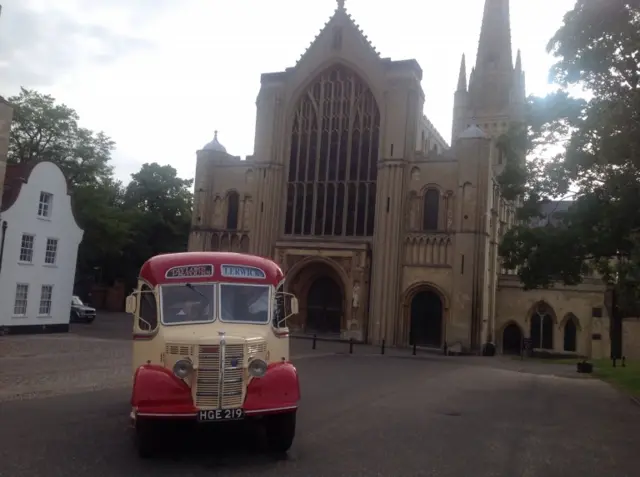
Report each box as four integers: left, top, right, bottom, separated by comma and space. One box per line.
198, 409, 245, 422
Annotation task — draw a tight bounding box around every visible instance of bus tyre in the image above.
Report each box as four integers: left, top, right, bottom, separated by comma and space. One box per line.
265, 411, 296, 453
134, 420, 158, 459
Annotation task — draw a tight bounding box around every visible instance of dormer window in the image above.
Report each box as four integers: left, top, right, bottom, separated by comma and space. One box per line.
38, 192, 53, 218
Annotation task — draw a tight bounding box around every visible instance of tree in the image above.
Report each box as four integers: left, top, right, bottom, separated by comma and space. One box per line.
73, 178, 138, 284
7, 87, 114, 186
6, 88, 194, 294
119, 163, 193, 288
498, 1, 640, 314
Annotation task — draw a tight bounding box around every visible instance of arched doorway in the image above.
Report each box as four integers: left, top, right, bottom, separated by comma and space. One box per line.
306, 276, 343, 335
563, 315, 578, 352
409, 290, 443, 347
502, 323, 523, 355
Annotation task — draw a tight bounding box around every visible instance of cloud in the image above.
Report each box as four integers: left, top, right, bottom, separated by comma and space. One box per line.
0, 0, 173, 94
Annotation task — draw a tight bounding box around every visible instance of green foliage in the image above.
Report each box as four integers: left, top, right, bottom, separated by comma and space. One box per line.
120, 164, 193, 282
497, 0, 640, 314
6, 88, 193, 291
8, 88, 114, 186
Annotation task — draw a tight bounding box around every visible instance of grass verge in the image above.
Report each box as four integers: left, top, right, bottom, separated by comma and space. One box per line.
513, 356, 640, 398
590, 359, 640, 398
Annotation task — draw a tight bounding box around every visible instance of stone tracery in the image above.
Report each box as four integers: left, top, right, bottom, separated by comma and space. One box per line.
284, 64, 380, 237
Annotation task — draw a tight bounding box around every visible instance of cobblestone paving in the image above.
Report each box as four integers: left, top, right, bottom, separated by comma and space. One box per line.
0, 315, 348, 402
0, 312, 595, 403
0, 334, 131, 402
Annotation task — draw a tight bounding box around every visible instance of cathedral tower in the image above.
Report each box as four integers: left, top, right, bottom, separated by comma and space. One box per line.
449, 0, 524, 350
452, 0, 525, 142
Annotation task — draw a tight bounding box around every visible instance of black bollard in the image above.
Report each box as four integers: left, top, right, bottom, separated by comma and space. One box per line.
612, 357, 617, 368
381, 339, 385, 355
413, 342, 417, 356
312, 334, 317, 350
622, 356, 627, 367
349, 338, 354, 354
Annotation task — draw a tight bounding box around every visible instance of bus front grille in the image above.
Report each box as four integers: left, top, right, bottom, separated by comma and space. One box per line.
195, 344, 246, 408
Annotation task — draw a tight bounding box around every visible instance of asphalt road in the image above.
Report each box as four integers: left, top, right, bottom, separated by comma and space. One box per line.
1, 314, 639, 477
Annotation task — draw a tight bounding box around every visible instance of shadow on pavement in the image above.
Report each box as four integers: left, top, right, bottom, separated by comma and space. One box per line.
131, 420, 293, 471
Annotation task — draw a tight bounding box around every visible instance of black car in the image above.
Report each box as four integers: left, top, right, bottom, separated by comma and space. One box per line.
70, 295, 96, 323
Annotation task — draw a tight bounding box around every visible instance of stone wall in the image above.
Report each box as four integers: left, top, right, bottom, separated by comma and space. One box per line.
496, 275, 610, 359
0, 98, 14, 210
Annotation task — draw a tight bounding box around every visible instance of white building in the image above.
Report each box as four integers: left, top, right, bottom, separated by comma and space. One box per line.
0, 161, 84, 333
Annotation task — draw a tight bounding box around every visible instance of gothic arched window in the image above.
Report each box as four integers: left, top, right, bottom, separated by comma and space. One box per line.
530, 302, 554, 350
422, 189, 439, 231
284, 64, 380, 237
226, 191, 240, 230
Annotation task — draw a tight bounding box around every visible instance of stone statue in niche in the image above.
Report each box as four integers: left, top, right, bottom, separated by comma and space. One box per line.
352, 282, 360, 309
213, 197, 223, 227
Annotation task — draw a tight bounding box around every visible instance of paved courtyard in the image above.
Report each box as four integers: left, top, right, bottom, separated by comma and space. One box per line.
0, 313, 639, 476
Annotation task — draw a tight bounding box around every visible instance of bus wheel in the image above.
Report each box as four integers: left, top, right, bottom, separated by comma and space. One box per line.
134, 419, 158, 458
265, 411, 296, 453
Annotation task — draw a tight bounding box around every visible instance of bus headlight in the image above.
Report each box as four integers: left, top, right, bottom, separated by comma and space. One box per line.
173, 359, 193, 379
248, 358, 267, 378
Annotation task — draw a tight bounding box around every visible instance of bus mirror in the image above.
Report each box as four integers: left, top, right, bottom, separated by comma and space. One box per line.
275, 291, 299, 326
290, 296, 299, 315
125, 294, 137, 314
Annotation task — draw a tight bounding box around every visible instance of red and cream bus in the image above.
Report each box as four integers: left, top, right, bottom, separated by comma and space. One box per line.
125, 251, 300, 458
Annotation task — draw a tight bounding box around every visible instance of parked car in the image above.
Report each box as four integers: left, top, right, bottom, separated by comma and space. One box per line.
70, 295, 96, 323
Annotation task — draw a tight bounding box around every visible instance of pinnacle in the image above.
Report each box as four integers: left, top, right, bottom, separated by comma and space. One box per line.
457, 54, 467, 91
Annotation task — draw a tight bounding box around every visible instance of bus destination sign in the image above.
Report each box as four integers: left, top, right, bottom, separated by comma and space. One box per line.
221, 265, 266, 279
165, 264, 214, 279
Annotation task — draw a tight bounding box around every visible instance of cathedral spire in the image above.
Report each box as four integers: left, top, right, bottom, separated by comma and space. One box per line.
475, 0, 513, 73
457, 54, 467, 91
337, 0, 345, 10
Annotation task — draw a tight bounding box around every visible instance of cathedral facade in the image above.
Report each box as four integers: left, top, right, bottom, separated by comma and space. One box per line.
189, 0, 611, 358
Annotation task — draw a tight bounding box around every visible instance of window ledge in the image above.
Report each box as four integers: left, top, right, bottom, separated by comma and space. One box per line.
43, 264, 58, 268
18, 261, 34, 266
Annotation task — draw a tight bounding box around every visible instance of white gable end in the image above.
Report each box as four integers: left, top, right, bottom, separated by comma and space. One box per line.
0, 161, 84, 332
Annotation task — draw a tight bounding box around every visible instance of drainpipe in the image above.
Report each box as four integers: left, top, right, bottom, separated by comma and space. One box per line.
0, 220, 7, 275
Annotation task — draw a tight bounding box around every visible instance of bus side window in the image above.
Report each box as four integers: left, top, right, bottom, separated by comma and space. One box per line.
139, 284, 158, 331
274, 284, 286, 328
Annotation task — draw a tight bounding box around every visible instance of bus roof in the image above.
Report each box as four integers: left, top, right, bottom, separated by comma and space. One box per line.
139, 252, 284, 286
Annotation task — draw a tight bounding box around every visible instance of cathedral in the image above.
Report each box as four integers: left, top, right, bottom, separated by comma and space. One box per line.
188, 0, 612, 358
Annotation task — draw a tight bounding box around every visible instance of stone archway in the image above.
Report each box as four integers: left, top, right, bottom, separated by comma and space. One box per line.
284, 258, 348, 336
409, 290, 444, 348
560, 313, 580, 352
400, 282, 449, 347
502, 322, 523, 355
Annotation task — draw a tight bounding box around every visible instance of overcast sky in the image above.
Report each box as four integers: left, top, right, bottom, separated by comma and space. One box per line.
0, 0, 577, 183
